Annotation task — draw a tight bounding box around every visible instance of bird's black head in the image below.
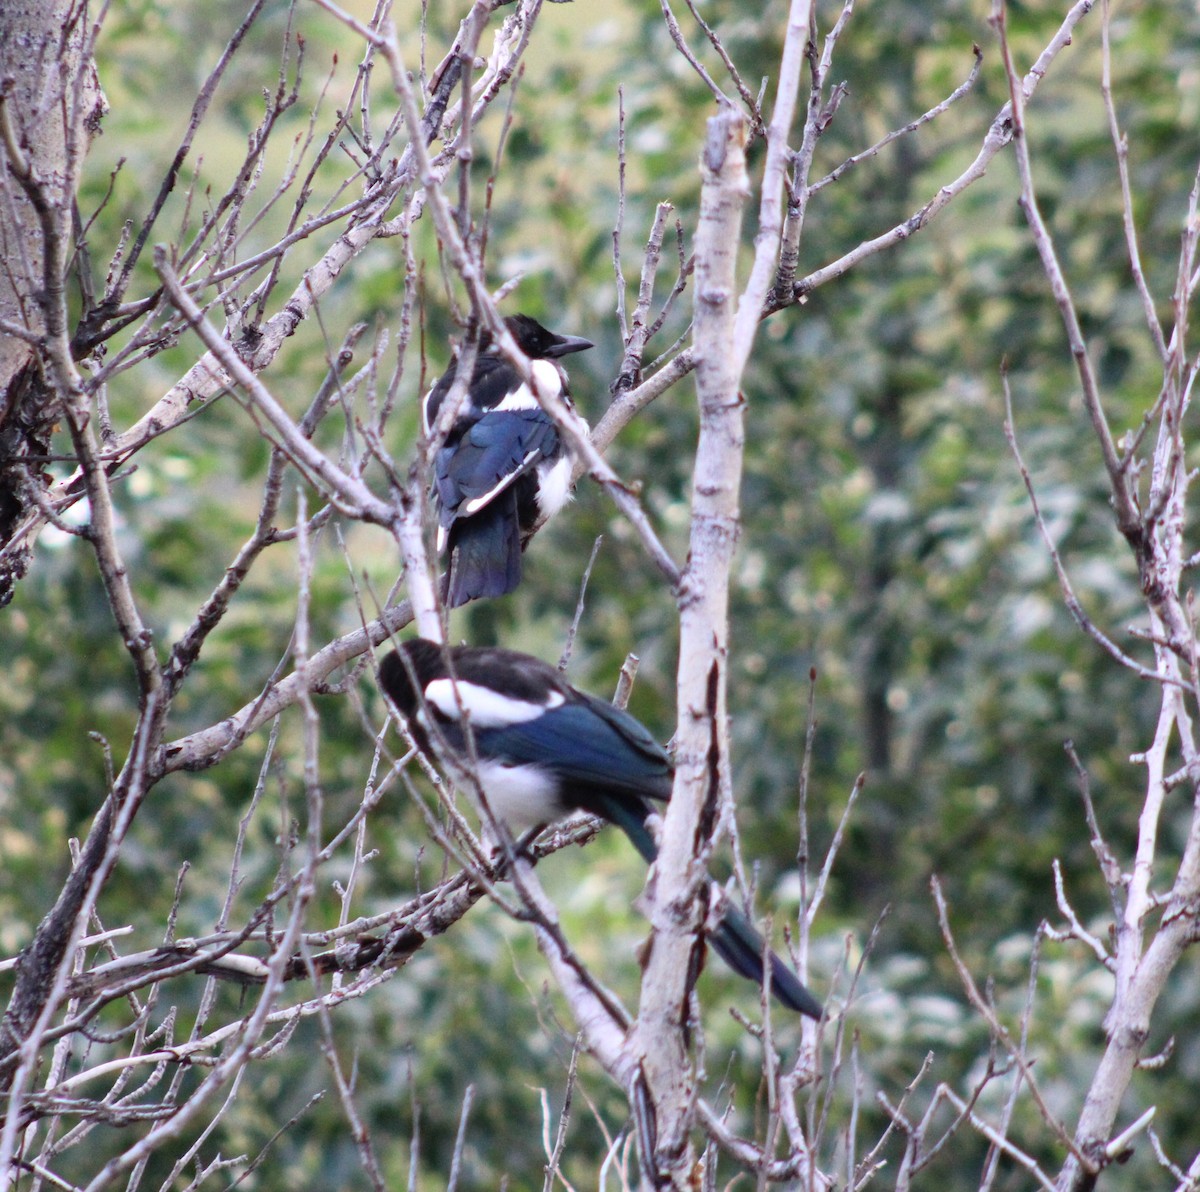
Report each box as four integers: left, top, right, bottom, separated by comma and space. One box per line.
378, 639, 446, 719
503, 314, 593, 360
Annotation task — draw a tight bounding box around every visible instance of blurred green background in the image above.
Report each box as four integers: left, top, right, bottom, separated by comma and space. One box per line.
3, 0, 1199, 1186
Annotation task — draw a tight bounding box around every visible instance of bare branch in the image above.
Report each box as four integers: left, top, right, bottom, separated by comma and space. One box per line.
992, 2, 1138, 545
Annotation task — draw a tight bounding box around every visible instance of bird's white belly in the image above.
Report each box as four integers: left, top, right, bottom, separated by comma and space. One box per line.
475, 759, 567, 834
535, 455, 573, 519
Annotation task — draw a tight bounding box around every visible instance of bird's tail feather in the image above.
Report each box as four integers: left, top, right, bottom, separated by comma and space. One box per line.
445, 498, 522, 607
710, 902, 824, 1019
600, 795, 823, 1018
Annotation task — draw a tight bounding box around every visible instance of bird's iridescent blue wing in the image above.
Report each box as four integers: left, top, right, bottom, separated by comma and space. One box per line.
434, 410, 560, 525
473, 695, 672, 802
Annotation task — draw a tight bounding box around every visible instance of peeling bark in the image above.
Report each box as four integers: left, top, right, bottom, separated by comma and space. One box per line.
0, 0, 105, 604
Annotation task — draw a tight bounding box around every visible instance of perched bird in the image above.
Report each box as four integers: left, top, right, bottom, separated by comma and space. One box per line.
379, 638, 823, 1018
423, 314, 593, 608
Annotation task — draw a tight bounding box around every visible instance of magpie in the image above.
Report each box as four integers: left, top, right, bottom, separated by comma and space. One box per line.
379, 638, 823, 1018
423, 314, 593, 608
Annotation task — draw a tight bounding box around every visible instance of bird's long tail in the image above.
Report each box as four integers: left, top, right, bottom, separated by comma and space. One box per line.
709, 902, 823, 1019
602, 798, 823, 1019
445, 495, 522, 608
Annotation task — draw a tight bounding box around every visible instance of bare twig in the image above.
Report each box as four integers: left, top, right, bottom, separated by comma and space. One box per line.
931, 875, 1088, 1168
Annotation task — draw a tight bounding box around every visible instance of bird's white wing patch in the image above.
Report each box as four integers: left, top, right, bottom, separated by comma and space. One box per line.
495, 360, 565, 412
424, 678, 565, 726
494, 381, 538, 413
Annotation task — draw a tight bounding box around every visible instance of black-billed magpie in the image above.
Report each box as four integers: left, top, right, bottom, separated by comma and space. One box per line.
424, 314, 593, 608
379, 639, 823, 1018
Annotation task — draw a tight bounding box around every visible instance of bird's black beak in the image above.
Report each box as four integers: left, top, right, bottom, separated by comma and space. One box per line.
544, 333, 594, 358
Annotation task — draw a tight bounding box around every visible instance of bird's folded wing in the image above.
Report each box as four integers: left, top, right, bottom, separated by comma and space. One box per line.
473, 700, 672, 800
434, 410, 561, 522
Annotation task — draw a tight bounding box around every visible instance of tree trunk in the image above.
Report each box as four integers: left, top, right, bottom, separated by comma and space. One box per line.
0, 0, 105, 605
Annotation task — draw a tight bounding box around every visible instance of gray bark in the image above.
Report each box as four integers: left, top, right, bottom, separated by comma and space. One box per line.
0, 0, 104, 603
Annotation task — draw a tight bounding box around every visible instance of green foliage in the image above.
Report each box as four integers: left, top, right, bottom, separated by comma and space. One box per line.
6, 0, 1200, 1186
